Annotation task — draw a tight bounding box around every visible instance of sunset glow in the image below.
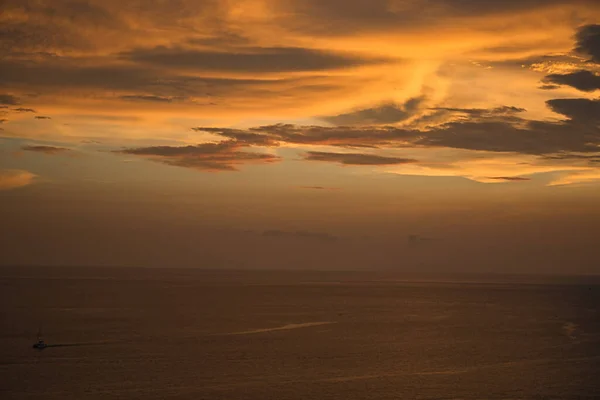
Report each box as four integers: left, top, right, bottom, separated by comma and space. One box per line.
1, 1, 600, 272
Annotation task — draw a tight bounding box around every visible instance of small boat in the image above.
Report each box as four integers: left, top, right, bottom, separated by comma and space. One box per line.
32, 327, 47, 350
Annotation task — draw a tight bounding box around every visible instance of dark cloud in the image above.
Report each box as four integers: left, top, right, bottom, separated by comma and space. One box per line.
415, 121, 534, 152
122, 46, 385, 73
0, 58, 338, 100
538, 84, 560, 90
2, 0, 592, 56
417, 119, 598, 155
34, 116, 52, 120
0, 94, 20, 105
487, 176, 531, 181
22, 145, 71, 154
299, 186, 340, 190
431, 0, 595, 16
430, 106, 526, 117
119, 95, 185, 103
543, 70, 600, 92
195, 99, 600, 157
546, 98, 600, 123
9, 0, 119, 27
416, 99, 600, 154
196, 124, 406, 147
13, 108, 36, 113
116, 140, 279, 171
574, 24, 600, 63
0, 59, 162, 91
191, 127, 278, 146
0, 59, 174, 93
0, 1, 210, 53
250, 124, 416, 147
321, 96, 426, 126
278, 0, 596, 35
0, 13, 92, 53
541, 153, 600, 163
263, 229, 338, 242
74, 115, 140, 122
305, 151, 417, 165
413, 106, 527, 128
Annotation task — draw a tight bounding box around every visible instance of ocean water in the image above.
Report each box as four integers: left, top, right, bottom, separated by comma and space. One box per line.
1, 267, 599, 399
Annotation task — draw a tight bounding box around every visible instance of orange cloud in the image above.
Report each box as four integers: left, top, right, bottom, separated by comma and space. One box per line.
116, 141, 279, 171
0, 169, 36, 190
22, 145, 71, 154
1, 1, 599, 188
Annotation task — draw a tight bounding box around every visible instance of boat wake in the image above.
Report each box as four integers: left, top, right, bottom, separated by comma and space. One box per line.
33, 340, 118, 349
45, 341, 114, 348
223, 321, 335, 335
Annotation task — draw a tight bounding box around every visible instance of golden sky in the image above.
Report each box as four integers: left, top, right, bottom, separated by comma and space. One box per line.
1, 1, 600, 272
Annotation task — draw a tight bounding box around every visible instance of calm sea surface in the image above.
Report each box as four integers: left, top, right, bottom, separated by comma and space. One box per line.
1, 267, 599, 399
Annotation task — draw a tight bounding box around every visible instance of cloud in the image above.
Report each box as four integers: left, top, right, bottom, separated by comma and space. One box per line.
0, 94, 20, 105
119, 95, 186, 103
429, 106, 527, 117
272, 0, 597, 35
1, 0, 599, 188
0, 58, 282, 94
123, 46, 387, 73
197, 124, 416, 147
193, 127, 278, 146
262, 229, 338, 242
304, 151, 417, 165
548, 169, 600, 186
423, 106, 527, 126
22, 145, 71, 154
194, 97, 600, 165
299, 186, 340, 190
546, 98, 600, 123
383, 154, 597, 184
0, 169, 36, 190
0, 0, 125, 52
417, 122, 545, 154
116, 141, 279, 171
543, 70, 600, 92
13, 107, 36, 113
0, 59, 163, 91
320, 96, 426, 126
0, 57, 350, 113
486, 176, 531, 181
538, 84, 560, 90
541, 153, 600, 163
575, 24, 600, 63
34, 116, 52, 120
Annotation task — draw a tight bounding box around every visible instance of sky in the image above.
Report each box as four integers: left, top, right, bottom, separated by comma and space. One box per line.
1, 0, 600, 273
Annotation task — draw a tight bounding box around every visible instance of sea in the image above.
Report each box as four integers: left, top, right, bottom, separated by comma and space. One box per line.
1, 266, 599, 399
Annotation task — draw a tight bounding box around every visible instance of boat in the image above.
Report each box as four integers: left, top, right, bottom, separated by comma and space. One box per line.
32, 327, 47, 350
